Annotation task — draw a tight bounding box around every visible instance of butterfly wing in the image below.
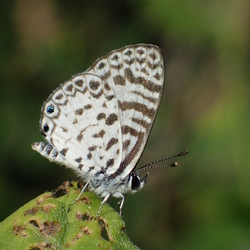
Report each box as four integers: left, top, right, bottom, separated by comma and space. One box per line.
87, 44, 165, 178
32, 73, 122, 178
32, 44, 164, 181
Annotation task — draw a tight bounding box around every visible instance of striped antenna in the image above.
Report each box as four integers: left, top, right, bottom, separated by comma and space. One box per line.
136, 150, 188, 172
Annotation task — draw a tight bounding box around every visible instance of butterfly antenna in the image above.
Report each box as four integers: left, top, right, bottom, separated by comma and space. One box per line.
136, 150, 188, 173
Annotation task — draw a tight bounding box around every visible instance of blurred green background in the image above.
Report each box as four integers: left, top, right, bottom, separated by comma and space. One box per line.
1, 0, 249, 249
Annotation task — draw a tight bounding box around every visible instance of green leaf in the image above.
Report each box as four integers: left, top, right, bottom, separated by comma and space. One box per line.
0, 180, 139, 250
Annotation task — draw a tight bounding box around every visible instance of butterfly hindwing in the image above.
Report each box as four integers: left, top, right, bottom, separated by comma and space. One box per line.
37, 73, 123, 176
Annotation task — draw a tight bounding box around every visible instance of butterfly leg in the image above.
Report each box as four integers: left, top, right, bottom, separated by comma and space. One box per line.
119, 195, 125, 216
68, 180, 90, 210
96, 193, 110, 217
114, 194, 125, 216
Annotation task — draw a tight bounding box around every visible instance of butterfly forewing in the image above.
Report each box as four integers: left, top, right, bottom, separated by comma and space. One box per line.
87, 44, 165, 178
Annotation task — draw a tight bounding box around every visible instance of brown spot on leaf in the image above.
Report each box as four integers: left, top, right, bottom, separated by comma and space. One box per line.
42, 204, 56, 214
41, 221, 61, 238
76, 212, 92, 221
81, 195, 91, 204
24, 206, 39, 216
37, 194, 52, 204
82, 226, 93, 235
13, 225, 27, 237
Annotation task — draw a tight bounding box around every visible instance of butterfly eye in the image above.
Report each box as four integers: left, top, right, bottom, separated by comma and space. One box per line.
47, 105, 54, 114
131, 173, 141, 190
43, 124, 49, 132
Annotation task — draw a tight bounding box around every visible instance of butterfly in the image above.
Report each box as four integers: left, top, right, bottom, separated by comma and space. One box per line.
32, 44, 188, 216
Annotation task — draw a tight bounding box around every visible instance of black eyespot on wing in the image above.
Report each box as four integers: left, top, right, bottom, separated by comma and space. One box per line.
43, 124, 49, 132
47, 105, 54, 114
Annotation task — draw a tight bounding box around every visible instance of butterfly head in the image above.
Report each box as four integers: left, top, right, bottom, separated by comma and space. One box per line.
129, 172, 149, 194
128, 150, 189, 194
